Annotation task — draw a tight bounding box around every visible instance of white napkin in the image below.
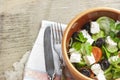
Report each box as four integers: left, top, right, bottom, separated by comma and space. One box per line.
23, 20, 66, 80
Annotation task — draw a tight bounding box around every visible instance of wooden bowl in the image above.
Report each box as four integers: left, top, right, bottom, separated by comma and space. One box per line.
62, 7, 120, 80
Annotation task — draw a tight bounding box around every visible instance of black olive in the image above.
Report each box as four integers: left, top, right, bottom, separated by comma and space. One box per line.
94, 38, 105, 48
78, 67, 91, 77
82, 22, 92, 35
92, 41, 96, 46
100, 59, 110, 71
71, 32, 79, 42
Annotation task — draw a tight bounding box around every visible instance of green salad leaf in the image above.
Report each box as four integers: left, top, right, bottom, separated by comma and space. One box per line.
97, 16, 115, 35
76, 32, 87, 43
106, 45, 118, 53
111, 58, 120, 69
109, 58, 120, 79
80, 42, 92, 56
109, 31, 116, 38
113, 71, 120, 79
102, 46, 111, 59
118, 41, 120, 49
104, 65, 112, 74
109, 31, 120, 43
113, 37, 120, 43
73, 60, 87, 68
105, 58, 120, 79
105, 71, 113, 80
72, 42, 81, 51
92, 30, 105, 40
116, 23, 120, 30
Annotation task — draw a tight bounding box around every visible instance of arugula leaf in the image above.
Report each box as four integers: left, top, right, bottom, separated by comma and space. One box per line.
116, 23, 120, 30
85, 42, 92, 55
109, 31, 116, 38
109, 31, 120, 43
72, 42, 81, 51
76, 32, 87, 43
113, 37, 120, 43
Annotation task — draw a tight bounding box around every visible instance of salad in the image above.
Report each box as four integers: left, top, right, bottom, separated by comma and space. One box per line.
69, 16, 120, 80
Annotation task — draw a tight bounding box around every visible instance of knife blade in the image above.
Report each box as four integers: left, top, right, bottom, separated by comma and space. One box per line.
44, 27, 55, 80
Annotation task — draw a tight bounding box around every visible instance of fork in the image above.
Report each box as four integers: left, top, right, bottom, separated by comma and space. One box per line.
51, 23, 64, 68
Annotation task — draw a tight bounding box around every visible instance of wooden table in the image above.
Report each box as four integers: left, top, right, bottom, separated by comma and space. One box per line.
0, 0, 120, 79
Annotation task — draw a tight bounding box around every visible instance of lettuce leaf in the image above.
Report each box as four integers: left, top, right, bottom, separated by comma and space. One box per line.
102, 46, 111, 59
80, 42, 92, 56
72, 42, 81, 51
97, 16, 115, 35
76, 32, 87, 43
110, 58, 120, 79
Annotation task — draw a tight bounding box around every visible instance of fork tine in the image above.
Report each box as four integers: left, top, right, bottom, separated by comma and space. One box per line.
57, 23, 61, 43
52, 23, 63, 43
51, 22, 64, 67
55, 23, 59, 44
52, 24, 56, 44
59, 23, 63, 43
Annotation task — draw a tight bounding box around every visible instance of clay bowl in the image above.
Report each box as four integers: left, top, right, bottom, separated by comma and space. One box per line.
62, 7, 120, 80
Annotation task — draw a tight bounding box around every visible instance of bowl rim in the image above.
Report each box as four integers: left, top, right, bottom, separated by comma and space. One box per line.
62, 7, 120, 80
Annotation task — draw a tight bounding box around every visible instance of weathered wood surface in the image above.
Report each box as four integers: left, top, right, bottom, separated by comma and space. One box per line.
0, 0, 120, 79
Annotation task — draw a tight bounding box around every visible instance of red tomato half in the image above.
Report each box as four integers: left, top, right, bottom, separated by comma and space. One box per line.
92, 46, 102, 62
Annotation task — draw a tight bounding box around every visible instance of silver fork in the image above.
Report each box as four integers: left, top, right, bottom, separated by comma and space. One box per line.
51, 23, 64, 68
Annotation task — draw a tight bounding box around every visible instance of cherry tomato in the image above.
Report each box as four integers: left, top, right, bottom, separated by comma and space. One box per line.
92, 46, 102, 62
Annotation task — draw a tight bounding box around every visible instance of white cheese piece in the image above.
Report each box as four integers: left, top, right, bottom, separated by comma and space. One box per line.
108, 55, 119, 63
91, 64, 106, 80
69, 48, 76, 53
106, 36, 117, 46
87, 38, 94, 45
91, 63, 104, 75
83, 53, 95, 65
96, 73, 106, 80
90, 22, 100, 34
81, 30, 91, 39
81, 30, 94, 44
70, 52, 81, 63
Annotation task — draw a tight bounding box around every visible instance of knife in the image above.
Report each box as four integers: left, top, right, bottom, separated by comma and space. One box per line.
44, 27, 55, 80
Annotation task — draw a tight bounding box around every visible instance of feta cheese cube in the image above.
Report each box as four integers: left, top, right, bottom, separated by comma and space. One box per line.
81, 30, 91, 39
84, 53, 95, 65
96, 73, 106, 80
91, 64, 106, 80
91, 64, 104, 75
91, 22, 100, 34
87, 38, 94, 45
106, 36, 117, 46
69, 48, 76, 53
81, 30, 94, 45
70, 52, 81, 63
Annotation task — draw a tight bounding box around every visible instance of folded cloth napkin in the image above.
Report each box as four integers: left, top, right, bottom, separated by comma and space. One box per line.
23, 20, 74, 80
